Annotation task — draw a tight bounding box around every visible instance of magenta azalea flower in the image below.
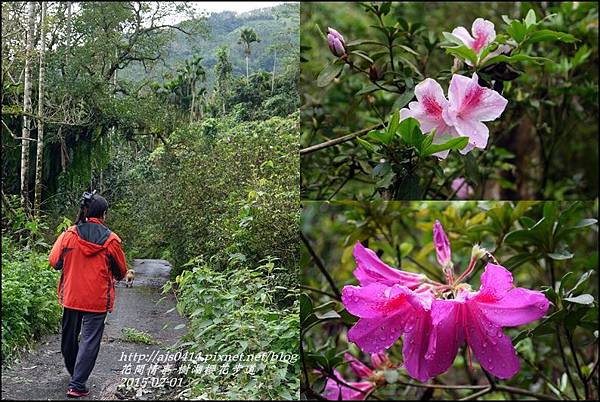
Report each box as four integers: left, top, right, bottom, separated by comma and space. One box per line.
452, 18, 496, 54
427, 264, 550, 379
442, 73, 508, 153
342, 223, 550, 382
322, 369, 374, 400
327, 27, 346, 57
451, 177, 475, 199
400, 78, 459, 159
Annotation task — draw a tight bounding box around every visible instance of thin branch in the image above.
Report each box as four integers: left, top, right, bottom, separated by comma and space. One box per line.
301, 232, 342, 300
495, 385, 559, 400
300, 123, 384, 156
459, 387, 493, 401
299, 285, 339, 300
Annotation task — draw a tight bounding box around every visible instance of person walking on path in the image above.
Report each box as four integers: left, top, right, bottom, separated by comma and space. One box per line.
49, 191, 127, 398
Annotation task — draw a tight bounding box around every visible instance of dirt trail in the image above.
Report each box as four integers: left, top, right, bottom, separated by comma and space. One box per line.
1, 259, 188, 400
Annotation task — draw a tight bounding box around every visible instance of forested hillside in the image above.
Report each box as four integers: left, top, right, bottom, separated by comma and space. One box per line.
125, 4, 300, 86
2, 2, 299, 399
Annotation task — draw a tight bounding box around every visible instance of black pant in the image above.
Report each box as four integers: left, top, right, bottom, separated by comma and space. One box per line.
61, 307, 107, 392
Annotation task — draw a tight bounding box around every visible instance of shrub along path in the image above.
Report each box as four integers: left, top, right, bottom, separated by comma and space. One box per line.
1, 259, 187, 400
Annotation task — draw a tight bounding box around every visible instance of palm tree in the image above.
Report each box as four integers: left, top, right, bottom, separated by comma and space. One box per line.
238, 28, 260, 80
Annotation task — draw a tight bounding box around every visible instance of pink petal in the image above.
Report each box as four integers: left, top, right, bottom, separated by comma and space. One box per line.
464, 303, 520, 379
323, 370, 374, 400
446, 73, 508, 123
475, 263, 515, 302
327, 27, 345, 42
425, 299, 465, 378
451, 178, 474, 199
347, 316, 406, 354
342, 284, 394, 319
353, 242, 424, 288
344, 353, 374, 379
403, 311, 433, 382
345, 285, 427, 353
475, 287, 550, 327
455, 118, 489, 152
370, 352, 390, 369
451, 26, 474, 48
401, 79, 454, 136
471, 18, 496, 53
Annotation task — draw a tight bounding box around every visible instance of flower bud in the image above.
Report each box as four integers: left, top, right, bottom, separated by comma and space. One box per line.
433, 220, 452, 269
327, 27, 346, 57
369, 64, 382, 81
370, 352, 391, 369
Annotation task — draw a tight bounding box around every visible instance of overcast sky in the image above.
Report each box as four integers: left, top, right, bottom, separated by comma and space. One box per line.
195, 2, 287, 14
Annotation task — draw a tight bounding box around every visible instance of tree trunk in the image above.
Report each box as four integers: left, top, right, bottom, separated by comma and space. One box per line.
245, 54, 249, 80
20, 1, 35, 213
190, 84, 195, 123
271, 48, 276, 93
34, 2, 47, 218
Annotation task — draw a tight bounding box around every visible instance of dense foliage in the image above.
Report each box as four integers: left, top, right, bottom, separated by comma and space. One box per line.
1, 197, 62, 364
300, 2, 598, 200
300, 201, 598, 400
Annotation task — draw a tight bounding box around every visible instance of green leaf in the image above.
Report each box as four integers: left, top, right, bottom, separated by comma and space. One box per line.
398, 117, 423, 148
507, 20, 527, 42
526, 29, 578, 44
568, 270, 595, 297
392, 89, 415, 110
572, 218, 598, 229
421, 136, 469, 156
441, 32, 466, 46
356, 137, 375, 153
444, 45, 478, 65
300, 293, 313, 323
481, 53, 551, 68
367, 129, 393, 145
317, 61, 344, 87
524, 9, 537, 28
346, 39, 386, 47
314, 310, 341, 320
563, 294, 595, 305
387, 110, 400, 136
547, 250, 574, 260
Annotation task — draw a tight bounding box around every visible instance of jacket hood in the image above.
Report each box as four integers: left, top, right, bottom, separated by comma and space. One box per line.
73, 219, 112, 256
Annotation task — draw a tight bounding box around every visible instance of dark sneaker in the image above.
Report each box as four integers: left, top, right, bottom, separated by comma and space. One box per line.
67, 388, 90, 398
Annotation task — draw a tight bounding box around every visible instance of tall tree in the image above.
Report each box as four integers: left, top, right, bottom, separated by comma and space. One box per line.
34, 1, 47, 217
20, 1, 36, 212
214, 45, 233, 115
238, 27, 260, 80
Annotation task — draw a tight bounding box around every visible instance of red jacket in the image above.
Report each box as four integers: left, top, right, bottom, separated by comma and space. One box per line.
49, 217, 127, 313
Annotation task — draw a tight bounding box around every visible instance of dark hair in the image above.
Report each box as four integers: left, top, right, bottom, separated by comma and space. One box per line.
75, 193, 108, 224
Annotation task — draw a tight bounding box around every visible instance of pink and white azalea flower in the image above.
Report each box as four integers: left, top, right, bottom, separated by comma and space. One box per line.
321, 369, 374, 400
442, 73, 508, 153
426, 264, 550, 379
452, 18, 496, 54
451, 18, 514, 66
400, 78, 459, 159
451, 177, 475, 199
